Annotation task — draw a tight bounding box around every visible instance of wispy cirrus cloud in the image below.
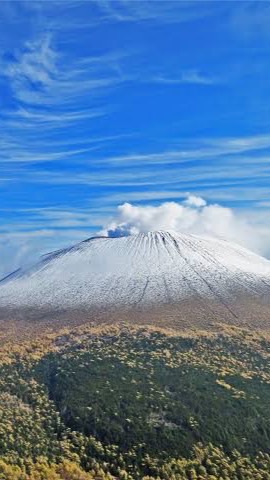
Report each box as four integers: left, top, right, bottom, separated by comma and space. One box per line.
78, 134, 270, 168
5, 34, 57, 90
152, 70, 218, 86
0, 31, 129, 167
2, 33, 124, 109
97, 0, 226, 25
2, 132, 270, 202
0, 6, 220, 174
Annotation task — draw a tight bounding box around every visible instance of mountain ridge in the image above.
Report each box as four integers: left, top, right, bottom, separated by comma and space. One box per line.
0, 230, 270, 331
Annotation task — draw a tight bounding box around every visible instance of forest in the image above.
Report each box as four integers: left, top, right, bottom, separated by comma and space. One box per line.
1, 323, 270, 479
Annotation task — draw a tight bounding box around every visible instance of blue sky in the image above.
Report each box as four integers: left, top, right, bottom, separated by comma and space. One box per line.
1, 0, 270, 275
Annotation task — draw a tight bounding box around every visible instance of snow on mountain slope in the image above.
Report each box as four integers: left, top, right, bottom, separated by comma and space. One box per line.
0, 231, 270, 315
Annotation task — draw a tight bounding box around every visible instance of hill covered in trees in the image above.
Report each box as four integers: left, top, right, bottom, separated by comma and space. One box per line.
1, 323, 270, 479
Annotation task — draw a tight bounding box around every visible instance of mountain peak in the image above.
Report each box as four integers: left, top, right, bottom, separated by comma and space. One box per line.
0, 231, 270, 328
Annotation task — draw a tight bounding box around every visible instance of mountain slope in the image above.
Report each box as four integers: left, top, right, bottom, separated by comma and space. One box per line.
0, 231, 270, 328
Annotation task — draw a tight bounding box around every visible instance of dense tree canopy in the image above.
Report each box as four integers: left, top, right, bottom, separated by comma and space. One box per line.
1, 324, 270, 479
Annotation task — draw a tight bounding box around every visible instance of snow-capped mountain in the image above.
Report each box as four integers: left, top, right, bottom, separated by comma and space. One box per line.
1, 231, 270, 324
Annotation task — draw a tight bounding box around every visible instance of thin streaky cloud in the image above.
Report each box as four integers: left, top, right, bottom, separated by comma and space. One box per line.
152, 71, 218, 86
10, 107, 105, 125
0, 145, 104, 164
90, 135, 270, 166
97, 0, 226, 25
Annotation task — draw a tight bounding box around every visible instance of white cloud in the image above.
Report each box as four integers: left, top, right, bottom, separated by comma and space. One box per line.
97, 1, 223, 25
5, 34, 57, 92
183, 195, 206, 208
100, 195, 270, 258
180, 70, 216, 85
153, 70, 217, 86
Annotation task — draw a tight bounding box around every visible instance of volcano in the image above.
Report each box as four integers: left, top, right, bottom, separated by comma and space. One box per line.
1, 231, 270, 329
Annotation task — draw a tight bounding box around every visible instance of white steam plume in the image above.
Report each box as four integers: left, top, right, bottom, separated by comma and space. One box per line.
100, 195, 270, 258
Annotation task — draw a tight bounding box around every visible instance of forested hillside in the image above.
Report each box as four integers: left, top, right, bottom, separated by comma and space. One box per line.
1, 324, 270, 479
